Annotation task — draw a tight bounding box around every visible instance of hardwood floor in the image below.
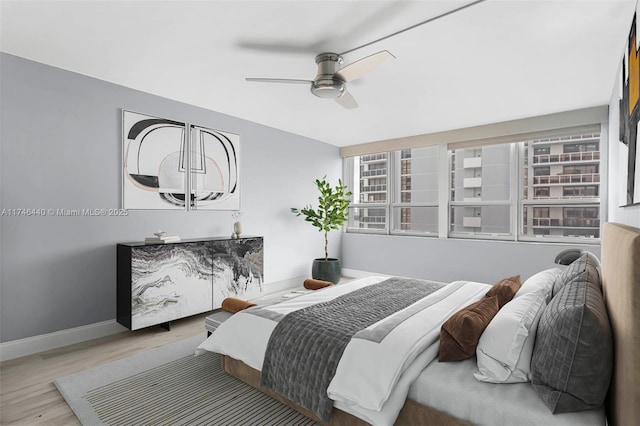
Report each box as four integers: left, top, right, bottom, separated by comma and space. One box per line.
0, 313, 209, 425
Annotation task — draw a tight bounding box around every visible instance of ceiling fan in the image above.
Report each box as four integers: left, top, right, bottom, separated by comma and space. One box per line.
247, 50, 393, 109
245, 0, 486, 109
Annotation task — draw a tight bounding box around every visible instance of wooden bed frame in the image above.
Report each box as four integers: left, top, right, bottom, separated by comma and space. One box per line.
222, 222, 640, 425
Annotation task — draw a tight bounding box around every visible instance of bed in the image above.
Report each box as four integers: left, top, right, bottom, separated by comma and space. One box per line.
196, 222, 639, 425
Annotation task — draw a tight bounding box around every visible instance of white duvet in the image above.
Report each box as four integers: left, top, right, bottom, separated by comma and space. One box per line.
196, 276, 490, 426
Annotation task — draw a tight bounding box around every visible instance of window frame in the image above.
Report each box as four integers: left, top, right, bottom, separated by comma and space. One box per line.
344, 153, 389, 234
390, 147, 440, 237
447, 143, 518, 241
343, 123, 606, 245
518, 130, 605, 243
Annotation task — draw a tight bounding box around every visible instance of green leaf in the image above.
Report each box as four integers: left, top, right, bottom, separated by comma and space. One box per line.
291, 175, 352, 255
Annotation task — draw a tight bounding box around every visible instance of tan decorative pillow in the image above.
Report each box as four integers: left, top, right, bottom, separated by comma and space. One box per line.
221, 297, 256, 313
439, 295, 500, 362
303, 278, 334, 290
486, 275, 522, 308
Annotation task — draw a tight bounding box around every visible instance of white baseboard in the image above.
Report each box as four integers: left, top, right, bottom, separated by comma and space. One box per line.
0, 320, 128, 362
262, 276, 306, 294
341, 268, 386, 279
0, 277, 308, 363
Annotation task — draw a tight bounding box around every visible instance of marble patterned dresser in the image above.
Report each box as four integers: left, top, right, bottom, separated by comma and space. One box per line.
117, 236, 263, 330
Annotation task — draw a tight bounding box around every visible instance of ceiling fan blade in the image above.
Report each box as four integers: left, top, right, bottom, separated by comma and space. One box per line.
245, 78, 312, 85
335, 91, 358, 109
335, 50, 394, 82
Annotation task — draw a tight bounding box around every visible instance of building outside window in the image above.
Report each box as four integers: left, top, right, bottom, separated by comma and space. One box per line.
449, 144, 513, 237
344, 124, 603, 243
522, 130, 601, 239
393, 146, 439, 234
347, 153, 388, 231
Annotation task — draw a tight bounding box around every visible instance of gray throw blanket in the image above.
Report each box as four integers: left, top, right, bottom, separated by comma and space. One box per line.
259, 277, 444, 421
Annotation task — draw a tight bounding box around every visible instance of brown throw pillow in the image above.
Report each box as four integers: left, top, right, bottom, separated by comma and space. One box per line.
221, 297, 256, 313
303, 278, 334, 290
439, 296, 500, 362
485, 275, 522, 308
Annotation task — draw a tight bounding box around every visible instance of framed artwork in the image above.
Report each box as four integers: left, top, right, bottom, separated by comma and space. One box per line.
619, 13, 640, 206
123, 110, 240, 210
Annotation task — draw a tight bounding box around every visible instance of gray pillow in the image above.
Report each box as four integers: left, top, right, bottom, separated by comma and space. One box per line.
531, 270, 612, 413
551, 253, 600, 297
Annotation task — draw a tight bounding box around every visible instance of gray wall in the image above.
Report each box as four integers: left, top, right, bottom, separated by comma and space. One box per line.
342, 233, 600, 284
0, 54, 342, 343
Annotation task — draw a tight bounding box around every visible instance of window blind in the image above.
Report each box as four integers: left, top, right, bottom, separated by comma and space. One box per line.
339, 105, 607, 157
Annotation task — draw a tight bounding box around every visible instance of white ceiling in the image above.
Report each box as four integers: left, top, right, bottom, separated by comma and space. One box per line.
0, 0, 635, 147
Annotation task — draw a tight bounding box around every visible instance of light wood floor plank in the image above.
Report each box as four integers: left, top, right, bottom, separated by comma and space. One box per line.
0, 313, 209, 425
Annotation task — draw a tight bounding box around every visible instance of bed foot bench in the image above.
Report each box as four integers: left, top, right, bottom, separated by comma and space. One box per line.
204, 310, 233, 336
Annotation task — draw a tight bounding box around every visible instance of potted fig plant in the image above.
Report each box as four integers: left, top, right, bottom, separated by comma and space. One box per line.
291, 176, 352, 284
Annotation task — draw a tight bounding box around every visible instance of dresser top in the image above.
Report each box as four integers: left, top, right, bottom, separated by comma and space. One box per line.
118, 235, 261, 247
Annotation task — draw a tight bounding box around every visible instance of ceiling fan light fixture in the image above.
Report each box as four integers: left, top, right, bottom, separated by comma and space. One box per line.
310, 53, 346, 99
310, 79, 345, 99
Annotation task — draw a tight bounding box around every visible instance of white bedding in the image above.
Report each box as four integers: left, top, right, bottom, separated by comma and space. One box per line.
196, 276, 490, 425
410, 356, 606, 426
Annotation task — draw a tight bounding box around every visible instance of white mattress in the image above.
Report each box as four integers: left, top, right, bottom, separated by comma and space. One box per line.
408, 356, 606, 426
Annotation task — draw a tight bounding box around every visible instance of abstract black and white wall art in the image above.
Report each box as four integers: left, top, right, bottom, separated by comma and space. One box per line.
130, 243, 213, 330
123, 110, 240, 210
212, 237, 264, 303
189, 125, 240, 210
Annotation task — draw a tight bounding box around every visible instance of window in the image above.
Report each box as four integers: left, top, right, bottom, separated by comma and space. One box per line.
534, 166, 550, 176
346, 153, 389, 232
401, 176, 411, 191
534, 187, 550, 197
563, 164, 598, 175
344, 124, 604, 243
534, 146, 550, 155
392, 146, 439, 235
366, 193, 386, 202
401, 158, 411, 174
449, 144, 513, 238
564, 142, 599, 153
534, 207, 550, 218
521, 131, 601, 240
563, 185, 599, 197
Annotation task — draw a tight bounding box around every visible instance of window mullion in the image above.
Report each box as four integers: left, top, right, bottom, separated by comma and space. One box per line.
512, 142, 520, 241
387, 150, 394, 235
438, 144, 449, 238
599, 122, 608, 226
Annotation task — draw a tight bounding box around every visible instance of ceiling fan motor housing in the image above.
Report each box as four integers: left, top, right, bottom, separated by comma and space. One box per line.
311, 53, 346, 99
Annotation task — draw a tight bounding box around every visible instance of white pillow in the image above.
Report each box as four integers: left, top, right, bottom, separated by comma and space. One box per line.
515, 268, 561, 299
474, 288, 548, 383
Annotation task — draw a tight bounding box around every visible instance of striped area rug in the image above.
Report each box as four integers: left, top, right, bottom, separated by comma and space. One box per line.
55, 334, 317, 426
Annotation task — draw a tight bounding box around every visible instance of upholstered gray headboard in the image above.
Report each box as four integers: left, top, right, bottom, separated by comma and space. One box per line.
601, 222, 640, 426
